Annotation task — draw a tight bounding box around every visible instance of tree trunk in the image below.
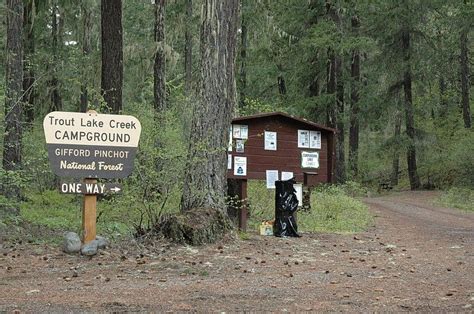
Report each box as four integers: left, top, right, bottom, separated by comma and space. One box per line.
460, 28, 471, 128
239, 0, 247, 109
101, 0, 123, 114
334, 55, 345, 183
349, 15, 360, 179
391, 110, 402, 186
2, 0, 23, 214
184, 0, 193, 95
80, 2, 92, 113
181, 0, 239, 212
154, 0, 166, 113
326, 49, 336, 128
402, 29, 420, 190
22, 0, 35, 125
326, 1, 345, 183
50, 2, 62, 112
438, 76, 447, 118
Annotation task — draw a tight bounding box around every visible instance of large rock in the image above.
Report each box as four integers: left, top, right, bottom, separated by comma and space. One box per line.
96, 236, 109, 249
81, 240, 99, 256
63, 232, 81, 254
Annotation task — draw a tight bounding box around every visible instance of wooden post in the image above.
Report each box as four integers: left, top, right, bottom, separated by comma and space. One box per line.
82, 178, 97, 244
238, 179, 248, 232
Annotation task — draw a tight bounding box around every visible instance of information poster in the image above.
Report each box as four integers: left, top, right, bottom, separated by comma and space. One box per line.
232, 125, 249, 139
240, 125, 249, 139
227, 154, 232, 170
236, 139, 245, 153
228, 127, 233, 151
266, 170, 279, 189
234, 156, 247, 176
301, 151, 319, 168
281, 171, 294, 181
232, 125, 241, 139
298, 130, 310, 148
294, 184, 303, 207
310, 131, 321, 149
264, 131, 277, 150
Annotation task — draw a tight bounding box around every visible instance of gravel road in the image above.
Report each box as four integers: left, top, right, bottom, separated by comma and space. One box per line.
0, 191, 472, 312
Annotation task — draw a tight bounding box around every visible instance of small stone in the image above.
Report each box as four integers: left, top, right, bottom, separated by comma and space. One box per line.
445, 292, 453, 296
463, 304, 472, 309
217, 245, 223, 250
409, 269, 415, 273
63, 277, 72, 282
446, 268, 452, 272
63, 232, 81, 254
81, 240, 99, 256
95, 236, 109, 249
245, 256, 251, 260
159, 278, 167, 282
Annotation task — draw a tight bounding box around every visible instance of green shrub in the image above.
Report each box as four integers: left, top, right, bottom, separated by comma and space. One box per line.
438, 187, 474, 212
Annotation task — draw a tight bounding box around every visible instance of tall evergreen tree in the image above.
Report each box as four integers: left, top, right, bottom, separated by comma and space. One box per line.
349, 15, 360, 178
154, 0, 166, 113
2, 0, 23, 214
460, 8, 471, 128
80, 1, 93, 113
101, 0, 123, 113
22, 0, 35, 124
184, 0, 193, 95
49, 1, 63, 112
181, 0, 239, 211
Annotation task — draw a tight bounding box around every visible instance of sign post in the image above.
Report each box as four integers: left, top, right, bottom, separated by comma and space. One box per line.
43, 110, 141, 244
82, 178, 97, 243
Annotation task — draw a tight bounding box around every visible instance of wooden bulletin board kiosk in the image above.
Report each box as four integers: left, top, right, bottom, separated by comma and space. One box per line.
226, 112, 336, 230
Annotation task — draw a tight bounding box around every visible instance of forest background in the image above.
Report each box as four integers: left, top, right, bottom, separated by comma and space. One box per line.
0, 0, 473, 241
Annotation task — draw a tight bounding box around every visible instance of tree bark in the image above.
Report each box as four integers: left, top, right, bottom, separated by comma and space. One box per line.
401, 29, 421, 190
3, 0, 23, 214
50, 2, 62, 112
154, 0, 166, 113
181, 0, 239, 212
326, 0, 345, 183
391, 110, 402, 186
438, 76, 447, 118
326, 48, 336, 128
335, 54, 345, 183
460, 27, 471, 128
101, 0, 123, 114
184, 0, 193, 95
349, 15, 360, 179
22, 0, 35, 125
239, 0, 247, 109
80, 2, 92, 113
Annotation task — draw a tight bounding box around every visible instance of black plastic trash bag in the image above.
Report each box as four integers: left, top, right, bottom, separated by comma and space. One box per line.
273, 178, 301, 237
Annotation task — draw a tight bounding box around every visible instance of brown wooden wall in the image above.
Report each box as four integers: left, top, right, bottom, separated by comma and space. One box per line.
227, 115, 334, 186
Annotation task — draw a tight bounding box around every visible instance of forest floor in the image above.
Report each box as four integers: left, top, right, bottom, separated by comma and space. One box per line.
0, 191, 473, 312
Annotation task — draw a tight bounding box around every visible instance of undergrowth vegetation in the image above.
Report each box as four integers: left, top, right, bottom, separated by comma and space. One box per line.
247, 180, 373, 234
438, 187, 474, 212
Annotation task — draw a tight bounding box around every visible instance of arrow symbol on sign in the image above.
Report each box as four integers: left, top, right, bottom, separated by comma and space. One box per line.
110, 186, 121, 193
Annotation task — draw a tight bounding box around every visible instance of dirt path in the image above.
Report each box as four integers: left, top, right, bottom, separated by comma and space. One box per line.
1, 191, 473, 312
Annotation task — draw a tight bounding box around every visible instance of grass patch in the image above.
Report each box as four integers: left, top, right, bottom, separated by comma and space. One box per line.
17, 189, 143, 243
437, 187, 474, 212
299, 185, 373, 233
247, 180, 373, 234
